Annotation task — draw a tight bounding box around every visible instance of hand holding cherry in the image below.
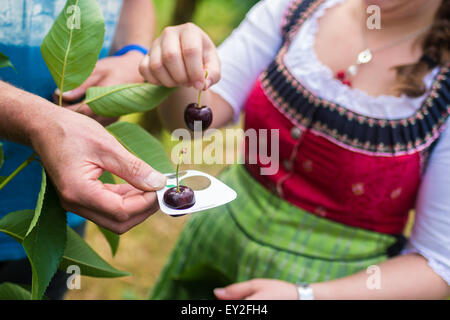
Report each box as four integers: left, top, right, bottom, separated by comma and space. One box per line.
138, 23, 220, 90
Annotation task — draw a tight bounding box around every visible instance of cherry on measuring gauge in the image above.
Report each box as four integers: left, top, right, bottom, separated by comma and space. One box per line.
163, 148, 195, 210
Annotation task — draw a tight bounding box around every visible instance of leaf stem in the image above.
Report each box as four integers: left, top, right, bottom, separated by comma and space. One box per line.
0, 153, 37, 191
73, 102, 85, 113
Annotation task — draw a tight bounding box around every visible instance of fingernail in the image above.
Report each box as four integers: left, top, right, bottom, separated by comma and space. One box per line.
62, 90, 74, 98
214, 288, 226, 296
55, 88, 61, 96
144, 172, 167, 189
194, 81, 204, 90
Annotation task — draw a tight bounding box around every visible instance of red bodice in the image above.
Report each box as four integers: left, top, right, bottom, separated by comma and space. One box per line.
244, 81, 422, 234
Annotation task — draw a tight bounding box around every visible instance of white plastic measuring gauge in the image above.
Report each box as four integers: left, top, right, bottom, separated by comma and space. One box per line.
157, 170, 237, 217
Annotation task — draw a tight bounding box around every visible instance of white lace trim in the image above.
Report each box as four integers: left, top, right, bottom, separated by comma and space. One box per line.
283, 0, 440, 120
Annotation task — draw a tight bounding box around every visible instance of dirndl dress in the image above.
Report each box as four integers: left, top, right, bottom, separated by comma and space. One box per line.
151, 0, 450, 300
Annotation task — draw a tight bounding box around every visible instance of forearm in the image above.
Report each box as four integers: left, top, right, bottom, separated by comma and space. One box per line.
0, 81, 58, 145
158, 87, 235, 132
311, 254, 449, 300
110, 0, 156, 53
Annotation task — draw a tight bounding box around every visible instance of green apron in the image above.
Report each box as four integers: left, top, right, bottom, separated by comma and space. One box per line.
151, 165, 396, 300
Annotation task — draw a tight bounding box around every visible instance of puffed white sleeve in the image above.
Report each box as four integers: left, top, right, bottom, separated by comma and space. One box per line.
404, 120, 450, 285
210, 0, 291, 121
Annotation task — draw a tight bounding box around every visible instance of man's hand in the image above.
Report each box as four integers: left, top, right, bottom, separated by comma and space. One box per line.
30, 104, 166, 234
54, 51, 145, 126
214, 279, 298, 300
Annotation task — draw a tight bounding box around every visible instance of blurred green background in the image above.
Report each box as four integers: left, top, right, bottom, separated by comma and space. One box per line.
66, 0, 256, 300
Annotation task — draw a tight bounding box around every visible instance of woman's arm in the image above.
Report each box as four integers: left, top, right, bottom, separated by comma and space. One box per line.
312, 254, 449, 300
214, 254, 449, 300
110, 0, 156, 53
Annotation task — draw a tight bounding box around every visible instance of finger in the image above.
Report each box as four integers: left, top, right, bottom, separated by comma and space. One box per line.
161, 30, 189, 85
67, 204, 157, 234
66, 103, 89, 114
66, 104, 98, 121
67, 98, 118, 127
52, 92, 72, 106
55, 73, 103, 102
139, 55, 161, 85
148, 40, 178, 87
100, 144, 167, 192
180, 25, 205, 90
62, 178, 159, 221
202, 37, 221, 89
103, 183, 136, 195
104, 182, 156, 199
214, 281, 256, 300
245, 293, 267, 300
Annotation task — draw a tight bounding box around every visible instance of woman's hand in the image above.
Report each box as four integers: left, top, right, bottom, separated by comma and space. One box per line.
214, 279, 298, 300
139, 23, 220, 90
54, 51, 146, 126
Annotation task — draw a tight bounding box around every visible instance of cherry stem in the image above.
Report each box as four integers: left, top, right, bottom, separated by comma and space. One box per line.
197, 70, 209, 108
176, 149, 186, 193
176, 161, 181, 193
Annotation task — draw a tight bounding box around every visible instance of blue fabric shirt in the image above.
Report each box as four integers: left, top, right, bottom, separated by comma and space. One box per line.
0, 0, 122, 261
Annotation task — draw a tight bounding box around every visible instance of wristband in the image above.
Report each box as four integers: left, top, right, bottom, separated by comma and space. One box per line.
113, 44, 149, 57
296, 282, 315, 300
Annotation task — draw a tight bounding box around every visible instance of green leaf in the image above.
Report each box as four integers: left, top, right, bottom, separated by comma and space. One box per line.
97, 173, 120, 256
0, 283, 31, 300
97, 226, 120, 256
40, 0, 105, 93
22, 181, 67, 300
86, 84, 175, 117
26, 168, 46, 237
107, 122, 174, 173
0, 210, 32, 243
0, 52, 15, 71
99, 171, 116, 184
0, 210, 129, 278
60, 227, 129, 278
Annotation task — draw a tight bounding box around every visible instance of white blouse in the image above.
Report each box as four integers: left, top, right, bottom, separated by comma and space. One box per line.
211, 0, 450, 284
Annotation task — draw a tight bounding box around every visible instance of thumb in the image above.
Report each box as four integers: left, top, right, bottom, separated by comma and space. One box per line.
55, 73, 102, 102
214, 282, 256, 300
102, 147, 167, 192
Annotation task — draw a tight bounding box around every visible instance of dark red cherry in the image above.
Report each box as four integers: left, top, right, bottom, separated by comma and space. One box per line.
184, 103, 213, 131
163, 186, 196, 210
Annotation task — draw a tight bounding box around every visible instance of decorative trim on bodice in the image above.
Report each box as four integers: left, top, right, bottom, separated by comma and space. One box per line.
265, 0, 450, 156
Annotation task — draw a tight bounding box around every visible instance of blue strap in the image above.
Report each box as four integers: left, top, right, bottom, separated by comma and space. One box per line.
113, 44, 149, 57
